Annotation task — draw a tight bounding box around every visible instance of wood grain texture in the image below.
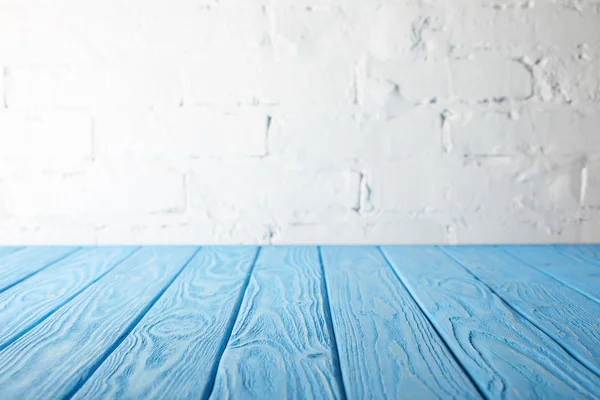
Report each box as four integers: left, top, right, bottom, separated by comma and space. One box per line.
72, 247, 258, 400
0, 247, 22, 259
505, 246, 600, 303
0, 246, 79, 292
554, 245, 600, 267
209, 246, 345, 400
442, 245, 600, 378
0, 246, 198, 399
381, 246, 600, 399
0, 247, 137, 351
320, 246, 481, 400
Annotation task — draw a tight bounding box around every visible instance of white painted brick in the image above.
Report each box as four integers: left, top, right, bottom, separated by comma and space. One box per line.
0, 164, 185, 217
0, 111, 91, 158
189, 159, 359, 225
95, 219, 272, 245
449, 106, 600, 156
0, 65, 5, 108
0, 225, 96, 245
367, 57, 451, 102
379, 107, 443, 159
529, 55, 600, 104
373, 157, 459, 214
445, 3, 535, 54
4, 68, 58, 109
372, 154, 589, 217
275, 214, 449, 245
184, 5, 359, 107
185, 46, 355, 107
0, 2, 93, 64
95, 107, 267, 159
269, 106, 384, 162
58, 64, 183, 109
452, 206, 600, 244
530, 3, 600, 50
5, 64, 183, 110
0, 0, 599, 244
449, 56, 532, 101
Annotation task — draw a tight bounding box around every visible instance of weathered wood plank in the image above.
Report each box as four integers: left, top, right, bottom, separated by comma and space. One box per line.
442, 245, 600, 378
72, 246, 258, 400
321, 246, 481, 400
505, 246, 600, 303
209, 246, 345, 400
0, 247, 80, 292
0, 246, 199, 399
554, 245, 600, 267
0, 247, 22, 259
0, 246, 137, 351
381, 246, 600, 399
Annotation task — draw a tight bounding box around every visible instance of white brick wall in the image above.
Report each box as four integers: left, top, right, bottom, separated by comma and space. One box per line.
0, 0, 599, 244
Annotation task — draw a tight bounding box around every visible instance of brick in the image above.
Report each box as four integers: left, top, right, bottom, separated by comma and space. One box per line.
530, 55, 600, 104
449, 56, 532, 101
0, 0, 599, 244
95, 219, 272, 245
5, 64, 183, 110
95, 107, 267, 159
4, 68, 58, 109
0, 2, 93, 64
0, 111, 91, 158
0, 224, 96, 245
372, 155, 587, 216
0, 164, 185, 217
378, 107, 443, 159
367, 57, 451, 102
445, 3, 534, 54
268, 106, 383, 162
449, 106, 600, 156
189, 159, 359, 225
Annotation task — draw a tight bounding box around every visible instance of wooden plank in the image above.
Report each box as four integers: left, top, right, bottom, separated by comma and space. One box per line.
209, 246, 345, 399
442, 245, 600, 378
71, 246, 258, 400
0, 246, 199, 399
0, 247, 22, 259
0, 246, 80, 292
505, 245, 600, 303
0, 246, 137, 351
381, 246, 600, 399
321, 246, 481, 400
554, 245, 600, 267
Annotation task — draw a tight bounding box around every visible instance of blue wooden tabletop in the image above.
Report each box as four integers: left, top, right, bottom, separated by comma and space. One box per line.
0, 245, 598, 399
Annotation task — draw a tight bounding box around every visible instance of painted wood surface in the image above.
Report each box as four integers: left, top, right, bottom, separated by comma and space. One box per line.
0, 246, 79, 292
0, 245, 597, 399
209, 246, 345, 400
0, 247, 22, 259
442, 245, 600, 378
320, 246, 481, 400
381, 246, 600, 399
0, 246, 199, 399
73, 247, 259, 400
554, 245, 600, 267
506, 246, 600, 303
0, 247, 137, 352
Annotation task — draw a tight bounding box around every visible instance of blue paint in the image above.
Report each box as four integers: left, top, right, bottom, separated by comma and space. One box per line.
441, 245, 600, 378
321, 246, 481, 399
0, 247, 137, 352
381, 246, 600, 399
0, 245, 597, 399
0, 246, 79, 293
209, 246, 345, 399
506, 245, 600, 303
73, 246, 258, 400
